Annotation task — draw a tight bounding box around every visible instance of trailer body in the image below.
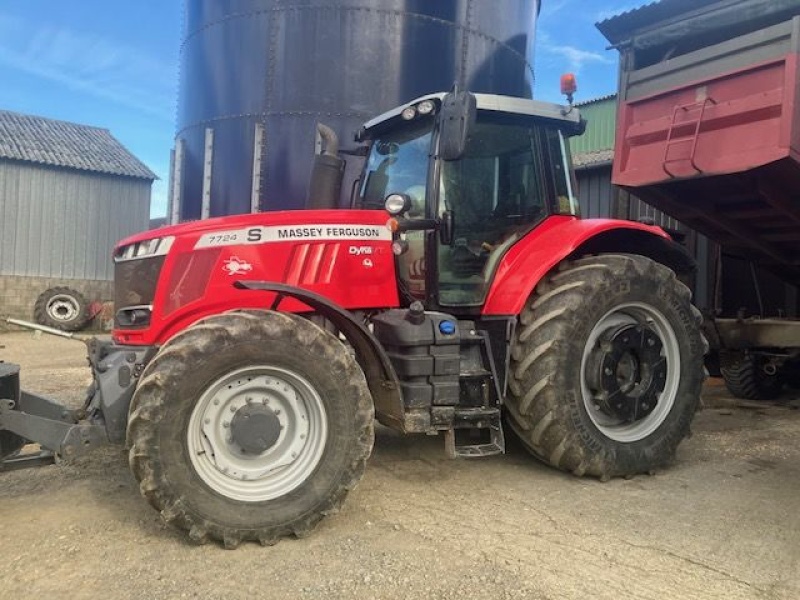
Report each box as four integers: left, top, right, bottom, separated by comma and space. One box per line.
610, 9, 800, 283
600, 0, 800, 396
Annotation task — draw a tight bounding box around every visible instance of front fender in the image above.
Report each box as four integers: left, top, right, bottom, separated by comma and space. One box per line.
234, 281, 406, 431
482, 216, 691, 316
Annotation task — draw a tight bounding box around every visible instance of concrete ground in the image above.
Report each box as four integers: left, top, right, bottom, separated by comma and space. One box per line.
1, 331, 799, 600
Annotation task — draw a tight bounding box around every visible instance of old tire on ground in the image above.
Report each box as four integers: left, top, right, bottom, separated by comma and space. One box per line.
506, 254, 706, 480
33, 286, 91, 331
126, 311, 374, 548
720, 351, 783, 400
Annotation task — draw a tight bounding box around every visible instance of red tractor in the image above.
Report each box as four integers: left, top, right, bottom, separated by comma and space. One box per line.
0, 90, 706, 547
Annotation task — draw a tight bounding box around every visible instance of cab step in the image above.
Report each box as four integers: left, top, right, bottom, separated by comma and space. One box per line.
444, 407, 505, 458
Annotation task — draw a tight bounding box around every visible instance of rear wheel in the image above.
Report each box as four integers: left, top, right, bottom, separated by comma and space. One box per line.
720, 351, 783, 400
506, 254, 706, 479
126, 311, 374, 547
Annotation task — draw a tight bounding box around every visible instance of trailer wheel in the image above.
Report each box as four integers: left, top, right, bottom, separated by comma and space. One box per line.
126, 311, 374, 548
33, 286, 91, 331
720, 351, 783, 400
506, 254, 706, 480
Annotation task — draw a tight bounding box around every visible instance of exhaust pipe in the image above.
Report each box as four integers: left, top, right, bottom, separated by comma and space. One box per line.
306, 123, 345, 210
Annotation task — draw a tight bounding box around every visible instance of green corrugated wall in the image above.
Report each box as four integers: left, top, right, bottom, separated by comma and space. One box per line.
570, 95, 618, 154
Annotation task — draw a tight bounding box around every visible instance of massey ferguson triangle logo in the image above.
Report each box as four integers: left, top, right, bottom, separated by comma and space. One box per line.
223, 256, 254, 276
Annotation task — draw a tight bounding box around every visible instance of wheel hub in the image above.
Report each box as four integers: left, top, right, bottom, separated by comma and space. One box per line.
230, 404, 282, 454
587, 324, 667, 423
47, 296, 78, 322
187, 367, 328, 502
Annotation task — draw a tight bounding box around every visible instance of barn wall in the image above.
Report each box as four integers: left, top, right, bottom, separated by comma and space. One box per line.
0, 160, 150, 281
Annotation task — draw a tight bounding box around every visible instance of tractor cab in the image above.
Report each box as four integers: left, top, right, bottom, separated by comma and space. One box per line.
355, 92, 585, 309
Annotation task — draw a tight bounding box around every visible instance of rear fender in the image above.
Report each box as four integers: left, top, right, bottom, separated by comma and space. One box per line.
234, 281, 405, 431
482, 216, 695, 316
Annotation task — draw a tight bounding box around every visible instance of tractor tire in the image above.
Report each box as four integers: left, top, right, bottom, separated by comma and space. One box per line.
126, 311, 374, 548
783, 362, 800, 390
720, 351, 783, 401
506, 254, 706, 480
33, 286, 91, 331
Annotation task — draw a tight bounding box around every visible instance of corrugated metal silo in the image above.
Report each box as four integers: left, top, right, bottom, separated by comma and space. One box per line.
172, 0, 541, 221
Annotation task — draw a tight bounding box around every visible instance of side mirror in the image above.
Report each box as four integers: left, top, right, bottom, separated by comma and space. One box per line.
438, 90, 476, 161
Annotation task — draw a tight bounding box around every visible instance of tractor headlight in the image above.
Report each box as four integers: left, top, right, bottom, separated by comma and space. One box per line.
417, 100, 436, 115
385, 193, 412, 216
401, 107, 417, 121
115, 236, 175, 262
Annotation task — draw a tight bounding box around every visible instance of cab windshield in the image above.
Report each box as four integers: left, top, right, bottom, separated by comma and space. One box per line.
358, 122, 432, 213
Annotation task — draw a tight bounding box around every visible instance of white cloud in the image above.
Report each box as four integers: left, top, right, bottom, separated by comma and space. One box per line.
538, 29, 614, 74
541, 0, 572, 17
0, 14, 175, 122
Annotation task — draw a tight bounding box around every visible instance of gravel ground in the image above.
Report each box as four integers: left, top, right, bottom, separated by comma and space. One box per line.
1, 331, 799, 600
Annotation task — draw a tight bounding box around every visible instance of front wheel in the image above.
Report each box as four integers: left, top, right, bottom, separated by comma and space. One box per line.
126, 311, 374, 547
506, 254, 706, 479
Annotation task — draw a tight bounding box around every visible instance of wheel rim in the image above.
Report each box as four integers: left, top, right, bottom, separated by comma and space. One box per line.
46, 294, 79, 322
580, 303, 681, 443
187, 366, 328, 502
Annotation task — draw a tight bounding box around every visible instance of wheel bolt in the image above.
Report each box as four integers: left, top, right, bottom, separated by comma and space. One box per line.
230, 405, 237, 412
275, 409, 281, 415
300, 434, 305, 439
604, 368, 613, 376
204, 418, 210, 425
213, 399, 220, 406
223, 421, 230, 428
246, 397, 253, 404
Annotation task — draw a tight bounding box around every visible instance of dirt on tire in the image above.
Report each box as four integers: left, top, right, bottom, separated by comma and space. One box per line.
126, 310, 374, 548
505, 253, 706, 480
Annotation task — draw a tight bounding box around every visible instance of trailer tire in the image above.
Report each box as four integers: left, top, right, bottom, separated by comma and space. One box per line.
506, 254, 705, 480
33, 286, 91, 331
720, 351, 783, 400
126, 311, 374, 548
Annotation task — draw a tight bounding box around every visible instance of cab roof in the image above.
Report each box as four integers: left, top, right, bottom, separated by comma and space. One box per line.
356, 93, 584, 142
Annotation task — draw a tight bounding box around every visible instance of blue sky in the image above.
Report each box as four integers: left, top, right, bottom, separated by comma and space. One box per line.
0, 0, 649, 218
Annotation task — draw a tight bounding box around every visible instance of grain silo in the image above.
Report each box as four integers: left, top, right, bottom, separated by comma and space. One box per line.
171, 0, 541, 221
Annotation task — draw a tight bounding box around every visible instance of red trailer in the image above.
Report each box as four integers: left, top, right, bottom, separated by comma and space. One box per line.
600, 0, 800, 399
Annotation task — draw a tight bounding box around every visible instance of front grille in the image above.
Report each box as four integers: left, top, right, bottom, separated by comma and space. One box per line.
114, 256, 165, 328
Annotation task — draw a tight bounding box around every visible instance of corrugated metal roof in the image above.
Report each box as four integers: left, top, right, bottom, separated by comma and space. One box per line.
575, 94, 617, 107
0, 110, 156, 180
597, 0, 721, 44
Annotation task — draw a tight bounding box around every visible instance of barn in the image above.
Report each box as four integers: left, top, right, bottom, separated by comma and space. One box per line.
0, 110, 155, 329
